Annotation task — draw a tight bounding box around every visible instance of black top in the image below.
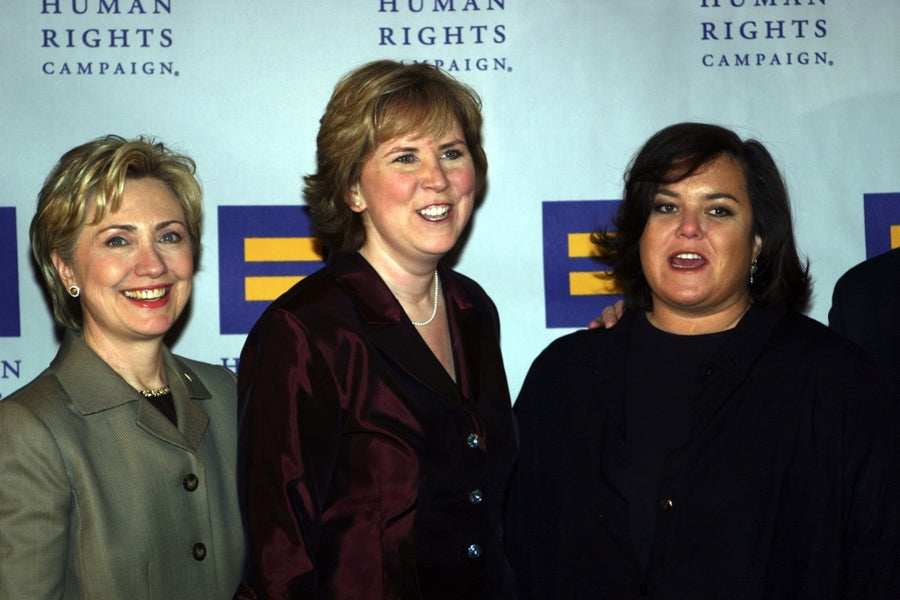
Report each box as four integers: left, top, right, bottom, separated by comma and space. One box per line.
506, 305, 900, 599
829, 247, 900, 400
625, 314, 730, 567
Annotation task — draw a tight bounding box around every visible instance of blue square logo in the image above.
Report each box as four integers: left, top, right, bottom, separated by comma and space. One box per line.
542, 200, 623, 328
0, 207, 20, 337
864, 192, 900, 257
217, 205, 325, 334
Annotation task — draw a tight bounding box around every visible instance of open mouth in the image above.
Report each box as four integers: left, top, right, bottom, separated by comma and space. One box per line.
123, 287, 169, 301
670, 253, 705, 269
417, 204, 450, 221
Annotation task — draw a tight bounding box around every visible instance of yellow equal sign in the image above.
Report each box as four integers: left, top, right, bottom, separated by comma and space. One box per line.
243, 237, 323, 301
567, 232, 622, 296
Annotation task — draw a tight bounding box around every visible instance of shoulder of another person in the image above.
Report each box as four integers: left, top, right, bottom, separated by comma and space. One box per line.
837, 248, 900, 288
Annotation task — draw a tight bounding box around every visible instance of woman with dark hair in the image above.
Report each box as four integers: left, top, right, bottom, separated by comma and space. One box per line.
236, 60, 517, 599
505, 123, 899, 598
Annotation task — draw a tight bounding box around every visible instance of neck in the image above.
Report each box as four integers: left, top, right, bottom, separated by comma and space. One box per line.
81, 326, 168, 390
357, 249, 441, 326
647, 299, 751, 335
357, 248, 438, 303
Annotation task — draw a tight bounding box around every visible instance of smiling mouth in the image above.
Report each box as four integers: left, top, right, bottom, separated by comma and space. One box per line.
670, 253, 705, 269
417, 205, 450, 221
123, 287, 169, 300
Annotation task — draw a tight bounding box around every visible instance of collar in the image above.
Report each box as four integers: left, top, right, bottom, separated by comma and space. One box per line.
325, 251, 479, 403
51, 330, 211, 448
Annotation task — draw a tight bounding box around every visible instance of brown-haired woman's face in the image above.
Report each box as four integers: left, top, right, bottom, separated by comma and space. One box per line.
349, 121, 475, 270
53, 177, 194, 348
639, 155, 762, 326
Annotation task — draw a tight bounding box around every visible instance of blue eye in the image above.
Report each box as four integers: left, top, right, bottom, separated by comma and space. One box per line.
442, 148, 463, 160
106, 236, 127, 247
160, 231, 183, 243
394, 154, 415, 164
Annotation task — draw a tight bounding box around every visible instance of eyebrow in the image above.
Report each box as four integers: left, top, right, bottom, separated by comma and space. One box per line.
655, 188, 742, 202
385, 138, 466, 155
96, 219, 186, 233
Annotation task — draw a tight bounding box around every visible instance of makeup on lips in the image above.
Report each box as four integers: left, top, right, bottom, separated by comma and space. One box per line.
670, 252, 706, 269
123, 284, 173, 307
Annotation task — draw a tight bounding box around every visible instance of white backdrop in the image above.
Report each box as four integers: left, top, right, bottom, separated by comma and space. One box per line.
2, 0, 898, 400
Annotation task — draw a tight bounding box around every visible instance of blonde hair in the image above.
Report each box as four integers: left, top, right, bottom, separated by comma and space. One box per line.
304, 60, 487, 251
30, 135, 203, 329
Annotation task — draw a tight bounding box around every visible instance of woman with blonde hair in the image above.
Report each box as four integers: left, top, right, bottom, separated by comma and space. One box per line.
0, 135, 244, 599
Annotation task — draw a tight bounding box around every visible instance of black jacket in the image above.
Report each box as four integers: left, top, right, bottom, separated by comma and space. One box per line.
829, 247, 900, 400
506, 305, 900, 599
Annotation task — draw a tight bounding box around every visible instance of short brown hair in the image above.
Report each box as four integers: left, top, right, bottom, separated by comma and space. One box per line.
304, 60, 487, 252
30, 135, 203, 329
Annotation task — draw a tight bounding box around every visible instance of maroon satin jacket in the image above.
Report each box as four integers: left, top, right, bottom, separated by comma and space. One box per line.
235, 251, 518, 599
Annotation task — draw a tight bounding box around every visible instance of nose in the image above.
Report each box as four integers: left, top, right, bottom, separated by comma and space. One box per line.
675, 207, 703, 238
422, 159, 450, 191
135, 242, 167, 277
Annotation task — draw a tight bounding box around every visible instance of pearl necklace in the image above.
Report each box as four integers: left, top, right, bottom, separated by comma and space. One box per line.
410, 271, 440, 327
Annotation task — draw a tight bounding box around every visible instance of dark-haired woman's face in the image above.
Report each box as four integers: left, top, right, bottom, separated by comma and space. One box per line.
639, 155, 761, 331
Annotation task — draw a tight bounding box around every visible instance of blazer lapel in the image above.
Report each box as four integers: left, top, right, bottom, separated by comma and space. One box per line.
53, 330, 210, 451
334, 252, 461, 403
447, 288, 481, 404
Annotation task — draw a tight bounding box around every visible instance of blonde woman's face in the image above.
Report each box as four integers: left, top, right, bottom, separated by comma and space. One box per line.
53, 177, 194, 353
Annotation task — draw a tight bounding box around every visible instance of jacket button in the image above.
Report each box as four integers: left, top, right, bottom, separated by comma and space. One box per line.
192, 542, 207, 561
466, 544, 482, 559
468, 489, 484, 504
183, 473, 199, 492
466, 433, 480, 448
659, 497, 674, 511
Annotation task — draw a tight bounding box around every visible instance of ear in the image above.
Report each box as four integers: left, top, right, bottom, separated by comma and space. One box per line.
752, 234, 763, 261
347, 184, 366, 213
51, 250, 76, 288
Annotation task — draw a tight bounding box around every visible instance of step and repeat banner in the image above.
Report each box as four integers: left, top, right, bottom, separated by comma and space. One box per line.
2, 1, 898, 400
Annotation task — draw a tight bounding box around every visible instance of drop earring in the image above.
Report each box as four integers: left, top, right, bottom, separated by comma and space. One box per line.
749, 260, 758, 285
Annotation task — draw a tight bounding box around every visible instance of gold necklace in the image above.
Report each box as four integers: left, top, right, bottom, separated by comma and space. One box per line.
138, 386, 171, 398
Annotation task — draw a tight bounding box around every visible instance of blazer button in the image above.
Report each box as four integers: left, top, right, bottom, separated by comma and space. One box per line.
468, 489, 484, 504
466, 543, 482, 559
659, 497, 674, 511
183, 473, 199, 492
466, 433, 480, 448
192, 542, 207, 561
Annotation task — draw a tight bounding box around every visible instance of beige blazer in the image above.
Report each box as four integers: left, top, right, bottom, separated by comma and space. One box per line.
0, 331, 245, 599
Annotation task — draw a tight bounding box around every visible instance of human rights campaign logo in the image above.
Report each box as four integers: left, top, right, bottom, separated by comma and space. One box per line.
542, 200, 623, 328
863, 192, 900, 257
217, 205, 325, 334
0, 207, 21, 337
